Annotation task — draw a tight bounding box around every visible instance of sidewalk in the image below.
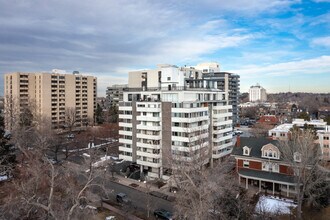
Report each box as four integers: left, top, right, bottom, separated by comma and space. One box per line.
102, 201, 144, 220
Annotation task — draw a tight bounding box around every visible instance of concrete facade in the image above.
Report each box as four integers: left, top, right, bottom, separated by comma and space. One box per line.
119, 64, 233, 179
106, 84, 128, 107
4, 71, 97, 130
249, 83, 267, 102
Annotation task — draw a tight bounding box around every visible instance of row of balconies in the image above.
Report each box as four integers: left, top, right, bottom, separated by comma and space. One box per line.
137, 159, 161, 168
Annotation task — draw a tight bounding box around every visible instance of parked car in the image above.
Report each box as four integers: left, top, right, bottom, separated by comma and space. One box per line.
154, 209, 173, 220
67, 133, 75, 139
234, 130, 243, 135
116, 193, 130, 204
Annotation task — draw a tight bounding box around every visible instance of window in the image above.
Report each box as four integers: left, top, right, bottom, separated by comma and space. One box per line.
294, 152, 301, 162
268, 150, 273, 157
262, 145, 280, 159
243, 160, 249, 168
167, 77, 171, 81
243, 146, 250, 156
262, 162, 268, 171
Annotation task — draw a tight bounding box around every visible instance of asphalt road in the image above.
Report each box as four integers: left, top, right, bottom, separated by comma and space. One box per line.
235, 126, 253, 137
104, 180, 174, 214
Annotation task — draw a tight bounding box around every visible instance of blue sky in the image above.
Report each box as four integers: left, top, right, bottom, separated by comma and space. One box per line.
1, 0, 330, 96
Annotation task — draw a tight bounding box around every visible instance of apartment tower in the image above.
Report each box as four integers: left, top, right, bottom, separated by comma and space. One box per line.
106, 84, 128, 107
190, 62, 240, 126
249, 83, 267, 102
119, 65, 233, 179
4, 70, 97, 130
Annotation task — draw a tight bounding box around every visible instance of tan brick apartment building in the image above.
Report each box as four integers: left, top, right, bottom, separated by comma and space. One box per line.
4, 70, 97, 130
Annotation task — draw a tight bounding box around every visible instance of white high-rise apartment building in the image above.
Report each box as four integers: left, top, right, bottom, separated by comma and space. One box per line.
106, 84, 128, 107
194, 62, 240, 125
119, 65, 233, 179
249, 83, 267, 102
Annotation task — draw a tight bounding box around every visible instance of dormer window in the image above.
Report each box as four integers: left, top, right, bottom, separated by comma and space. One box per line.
243, 146, 250, 156
268, 150, 273, 157
261, 144, 280, 159
294, 152, 301, 162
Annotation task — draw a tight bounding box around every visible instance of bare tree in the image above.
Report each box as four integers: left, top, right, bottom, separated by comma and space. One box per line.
3, 95, 20, 131
165, 124, 254, 220
279, 129, 329, 219
251, 123, 273, 137
1, 143, 110, 220
65, 107, 78, 132
171, 154, 253, 220
241, 106, 258, 119
0, 125, 15, 180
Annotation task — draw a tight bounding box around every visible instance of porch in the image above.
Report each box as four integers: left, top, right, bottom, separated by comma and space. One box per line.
238, 168, 296, 198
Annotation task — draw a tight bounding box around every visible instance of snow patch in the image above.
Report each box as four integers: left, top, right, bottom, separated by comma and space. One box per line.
0, 175, 9, 182
255, 195, 296, 215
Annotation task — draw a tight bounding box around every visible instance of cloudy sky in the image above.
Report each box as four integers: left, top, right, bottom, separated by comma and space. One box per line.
1, 0, 330, 96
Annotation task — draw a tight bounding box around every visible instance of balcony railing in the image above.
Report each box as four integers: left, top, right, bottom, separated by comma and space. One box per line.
125, 86, 221, 92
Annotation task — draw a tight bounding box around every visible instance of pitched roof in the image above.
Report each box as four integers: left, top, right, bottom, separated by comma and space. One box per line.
232, 137, 279, 159
238, 168, 295, 184
257, 115, 279, 124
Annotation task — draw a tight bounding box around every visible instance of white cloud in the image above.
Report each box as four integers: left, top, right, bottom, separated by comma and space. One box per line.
229, 56, 330, 79
182, 0, 300, 15
311, 36, 330, 47
0, 0, 325, 96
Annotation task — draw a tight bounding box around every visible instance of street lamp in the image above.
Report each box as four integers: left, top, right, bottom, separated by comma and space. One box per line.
144, 177, 151, 218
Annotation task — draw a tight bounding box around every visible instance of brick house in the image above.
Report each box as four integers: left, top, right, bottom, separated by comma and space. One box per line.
257, 115, 279, 126
232, 137, 298, 197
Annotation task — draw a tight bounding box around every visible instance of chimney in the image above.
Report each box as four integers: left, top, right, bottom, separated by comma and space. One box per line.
235, 135, 241, 147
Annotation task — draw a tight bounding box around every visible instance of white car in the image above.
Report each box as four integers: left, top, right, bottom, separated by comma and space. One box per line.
234, 130, 243, 135
67, 134, 75, 139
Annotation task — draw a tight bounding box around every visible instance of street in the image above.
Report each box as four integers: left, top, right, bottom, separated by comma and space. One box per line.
104, 179, 174, 215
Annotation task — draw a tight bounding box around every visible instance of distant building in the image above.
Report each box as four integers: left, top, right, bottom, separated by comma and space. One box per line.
269, 118, 327, 140
318, 106, 330, 120
257, 115, 279, 126
268, 123, 293, 140
268, 119, 329, 160
193, 62, 240, 125
195, 62, 220, 73
128, 64, 186, 90
106, 84, 128, 107
4, 70, 97, 130
317, 128, 330, 161
249, 83, 267, 102
203, 72, 240, 125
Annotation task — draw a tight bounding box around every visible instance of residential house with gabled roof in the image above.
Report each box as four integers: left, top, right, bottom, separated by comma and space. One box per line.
268, 119, 330, 161
257, 115, 279, 126
232, 137, 298, 197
